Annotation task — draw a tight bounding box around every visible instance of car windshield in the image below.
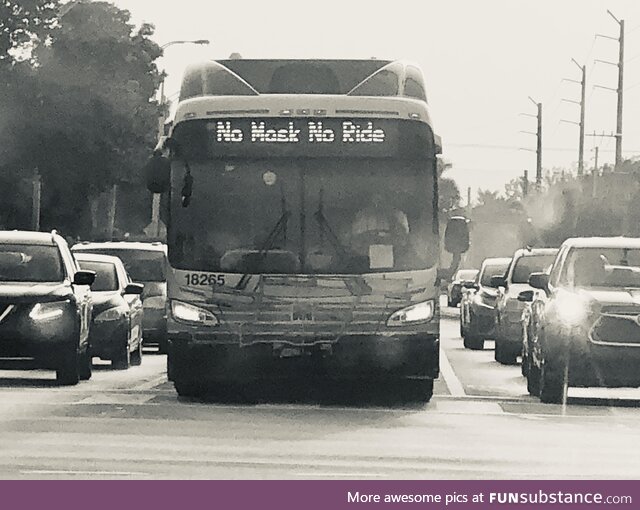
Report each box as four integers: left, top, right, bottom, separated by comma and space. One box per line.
562, 247, 640, 288
77, 260, 118, 291
0, 244, 63, 282
480, 262, 508, 286
512, 254, 557, 284
74, 249, 165, 282
456, 269, 477, 281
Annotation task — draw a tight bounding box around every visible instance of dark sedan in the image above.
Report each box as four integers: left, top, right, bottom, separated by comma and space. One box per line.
75, 253, 144, 369
459, 257, 511, 350
0, 231, 95, 385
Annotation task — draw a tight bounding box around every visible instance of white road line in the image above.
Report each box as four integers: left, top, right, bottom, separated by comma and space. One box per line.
20, 470, 148, 476
131, 374, 168, 391
439, 346, 466, 397
294, 472, 388, 478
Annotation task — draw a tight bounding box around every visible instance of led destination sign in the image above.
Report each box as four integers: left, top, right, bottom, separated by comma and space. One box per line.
172, 118, 433, 159
213, 120, 386, 144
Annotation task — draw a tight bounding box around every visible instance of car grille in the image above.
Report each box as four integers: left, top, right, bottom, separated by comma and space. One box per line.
589, 307, 640, 346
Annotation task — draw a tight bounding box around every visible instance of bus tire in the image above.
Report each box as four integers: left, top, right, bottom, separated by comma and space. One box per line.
404, 379, 433, 403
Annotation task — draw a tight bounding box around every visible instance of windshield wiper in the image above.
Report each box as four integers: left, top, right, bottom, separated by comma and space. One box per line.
235, 187, 291, 290
313, 189, 350, 260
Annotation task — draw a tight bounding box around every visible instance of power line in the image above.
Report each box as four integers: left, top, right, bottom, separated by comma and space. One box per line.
446, 143, 640, 152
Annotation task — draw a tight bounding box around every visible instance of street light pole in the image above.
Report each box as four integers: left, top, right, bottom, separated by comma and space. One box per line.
150, 39, 210, 238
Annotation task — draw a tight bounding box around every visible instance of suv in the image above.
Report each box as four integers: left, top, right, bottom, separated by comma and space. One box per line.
492, 248, 558, 365
0, 230, 95, 385
72, 242, 168, 352
459, 257, 511, 350
447, 268, 478, 307
525, 237, 640, 403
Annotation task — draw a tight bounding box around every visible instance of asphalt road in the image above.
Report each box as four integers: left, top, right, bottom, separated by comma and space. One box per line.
2, 310, 640, 479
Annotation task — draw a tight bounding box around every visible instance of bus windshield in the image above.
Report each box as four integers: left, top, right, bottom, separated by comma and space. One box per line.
168, 157, 437, 275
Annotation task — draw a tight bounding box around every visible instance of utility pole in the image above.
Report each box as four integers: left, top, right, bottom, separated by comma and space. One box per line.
592, 146, 599, 198
615, 16, 624, 169
31, 170, 41, 231
520, 97, 542, 191
522, 170, 529, 197
594, 10, 624, 170
561, 59, 586, 176
466, 187, 471, 218
107, 184, 117, 241
534, 100, 542, 191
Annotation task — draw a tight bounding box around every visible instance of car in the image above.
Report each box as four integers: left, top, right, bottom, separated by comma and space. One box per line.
447, 268, 479, 307
459, 257, 511, 350
524, 237, 640, 403
492, 248, 558, 365
0, 230, 95, 385
72, 241, 168, 352
74, 253, 144, 369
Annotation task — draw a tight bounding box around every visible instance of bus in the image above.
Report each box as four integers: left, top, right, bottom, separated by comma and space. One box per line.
145, 59, 469, 402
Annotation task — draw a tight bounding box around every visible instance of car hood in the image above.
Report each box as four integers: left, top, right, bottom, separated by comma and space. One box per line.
577, 288, 640, 307
0, 282, 73, 303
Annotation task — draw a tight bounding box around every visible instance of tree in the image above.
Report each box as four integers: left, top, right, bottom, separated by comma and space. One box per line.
2, 1, 163, 236
439, 177, 461, 213
0, 0, 59, 66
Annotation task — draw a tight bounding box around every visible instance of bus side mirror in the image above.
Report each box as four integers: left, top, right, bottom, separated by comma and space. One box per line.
444, 216, 470, 254
144, 149, 170, 194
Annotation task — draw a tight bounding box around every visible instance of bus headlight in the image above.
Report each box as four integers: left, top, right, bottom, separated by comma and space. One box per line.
171, 300, 218, 326
387, 300, 435, 326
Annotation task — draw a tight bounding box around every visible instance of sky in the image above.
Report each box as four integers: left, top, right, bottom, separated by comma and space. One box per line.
108, 0, 640, 202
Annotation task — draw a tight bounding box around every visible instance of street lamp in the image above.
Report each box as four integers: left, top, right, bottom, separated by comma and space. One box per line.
149, 39, 210, 239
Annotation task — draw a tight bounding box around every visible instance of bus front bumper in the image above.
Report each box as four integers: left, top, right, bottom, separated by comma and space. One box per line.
168, 331, 440, 382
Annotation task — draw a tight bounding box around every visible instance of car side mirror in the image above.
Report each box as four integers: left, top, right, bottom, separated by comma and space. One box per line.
73, 270, 96, 286
144, 148, 171, 194
517, 290, 535, 302
528, 272, 549, 291
490, 275, 506, 288
124, 283, 144, 295
444, 216, 470, 255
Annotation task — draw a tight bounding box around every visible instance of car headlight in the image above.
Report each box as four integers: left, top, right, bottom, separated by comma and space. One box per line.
473, 293, 494, 308
551, 293, 592, 327
95, 307, 127, 323
171, 300, 218, 326
29, 301, 68, 322
387, 300, 435, 326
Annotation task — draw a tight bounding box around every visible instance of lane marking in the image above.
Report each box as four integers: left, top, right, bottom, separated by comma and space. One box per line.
20, 470, 148, 476
294, 472, 388, 478
439, 346, 466, 397
131, 374, 168, 391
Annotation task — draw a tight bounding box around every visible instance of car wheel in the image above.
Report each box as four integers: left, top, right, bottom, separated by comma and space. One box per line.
494, 338, 518, 365
463, 332, 484, 350
56, 346, 80, 386
539, 357, 568, 404
130, 339, 142, 366
78, 348, 92, 381
158, 336, 169, 355
527, 361, 541, 396
521, 350, 530, 377
112, 340, 131, 370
